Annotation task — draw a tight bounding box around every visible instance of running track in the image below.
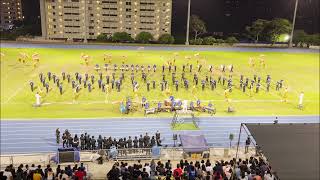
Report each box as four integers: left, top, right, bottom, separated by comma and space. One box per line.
1, 42, 318, 53
1, 116, 319, 154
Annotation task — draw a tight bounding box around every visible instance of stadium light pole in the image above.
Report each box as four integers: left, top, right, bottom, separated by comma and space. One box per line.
289, 0, 299, 48
185, 0, 191, 45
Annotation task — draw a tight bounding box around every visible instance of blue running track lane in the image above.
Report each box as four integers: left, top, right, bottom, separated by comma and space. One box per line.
1, 116, 319, 154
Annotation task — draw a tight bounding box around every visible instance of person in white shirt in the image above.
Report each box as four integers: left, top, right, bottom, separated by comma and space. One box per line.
239, 172, 248, 180
3, 168, 13, 180
57, 170, 69, 180
298, 91, 304, 109
35, 92, 41, 106
205, 163, 213, 174
144, 163, 151, 176
264, 170, 275, 180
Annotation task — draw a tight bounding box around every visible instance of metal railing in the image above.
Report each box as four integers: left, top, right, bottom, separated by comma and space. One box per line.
0, 145, 258, 170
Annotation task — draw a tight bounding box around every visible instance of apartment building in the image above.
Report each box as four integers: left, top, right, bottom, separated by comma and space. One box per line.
39, 0, 172, 41
0, 0, 23, 29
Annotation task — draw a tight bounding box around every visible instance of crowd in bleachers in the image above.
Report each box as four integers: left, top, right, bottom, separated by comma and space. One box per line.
0, 156, 277, 180
107, 157, 278, 180
0, 163, 90, 180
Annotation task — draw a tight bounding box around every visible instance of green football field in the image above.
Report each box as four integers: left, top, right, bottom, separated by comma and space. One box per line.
1, 47, 319, 118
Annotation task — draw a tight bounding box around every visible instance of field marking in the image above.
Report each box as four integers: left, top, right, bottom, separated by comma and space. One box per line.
1, 82, 29, 104
1, 71, 39, 104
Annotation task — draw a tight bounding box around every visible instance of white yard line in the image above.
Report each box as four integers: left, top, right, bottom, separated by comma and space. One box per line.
1, 71, 41, 104
2, 82, 29, 104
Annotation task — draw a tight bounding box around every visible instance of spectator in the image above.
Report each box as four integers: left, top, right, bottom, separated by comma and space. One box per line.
30, 164, 36, 171
0, 171, 7, 180
57, 170, 69, 180
225, 169, 232, 180
65, 165, 73, 177
36, 165, 44, 177
205, 163, 213, 174
173, 164, 182, 180
189, 166, 197, 180
150, 159, 156, 177
15, 165, 23, 180
47, 168, 55, 180
264, 170, 275, 180
74, 168, 85, 180
3, 167, 12, 180
107, 165, 120, 180
141, 168, 149, 179
32, 170, 42, 180
144, 163, 151, 176
8, 165, 15, 179
44, 164, 50, 179
56, 165, 61, 178
165, 160, 172, 170
72, 164, 78, 172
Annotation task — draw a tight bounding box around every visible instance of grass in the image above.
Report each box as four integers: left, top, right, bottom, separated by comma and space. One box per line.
1, 47, 319, 119
172, 123, 199, 131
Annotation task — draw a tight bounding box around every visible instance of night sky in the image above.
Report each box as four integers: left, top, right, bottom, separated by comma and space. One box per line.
22, 0, 319, 39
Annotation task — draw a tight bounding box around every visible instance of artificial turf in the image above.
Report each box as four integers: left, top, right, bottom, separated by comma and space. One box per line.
0, 47, 319, 119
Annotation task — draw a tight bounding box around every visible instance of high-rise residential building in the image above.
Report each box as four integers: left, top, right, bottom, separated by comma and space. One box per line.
39, 0, 172, 41
0, 0, 23, 29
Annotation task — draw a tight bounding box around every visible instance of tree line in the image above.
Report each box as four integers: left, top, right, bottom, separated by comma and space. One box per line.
189, 14, 319, 46
96, 32, 174, 44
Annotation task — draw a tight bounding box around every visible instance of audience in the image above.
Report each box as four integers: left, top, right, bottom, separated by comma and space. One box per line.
106, 156, 277, 180
0, 163, 88, 180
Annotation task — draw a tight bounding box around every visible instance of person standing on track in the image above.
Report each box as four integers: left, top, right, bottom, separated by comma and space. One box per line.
245, 137, 251, 154
56, 128, 60, 144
